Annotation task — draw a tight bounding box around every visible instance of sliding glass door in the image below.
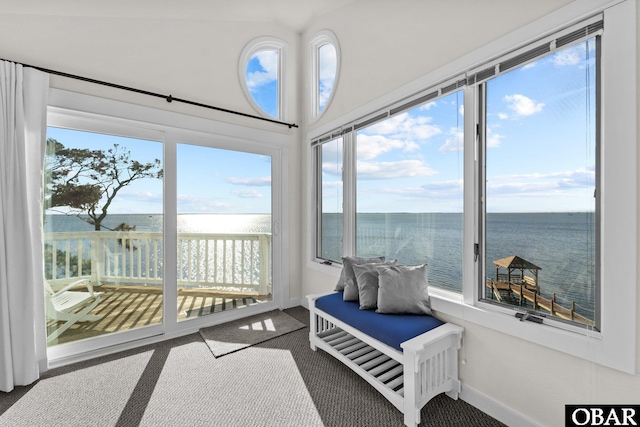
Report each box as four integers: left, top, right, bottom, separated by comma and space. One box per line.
176, 143, 273, 320
44, 126, 164, 346
44, 95, 285, 362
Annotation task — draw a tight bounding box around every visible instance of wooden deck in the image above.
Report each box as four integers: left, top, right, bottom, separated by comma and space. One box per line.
46, 285, 271, 345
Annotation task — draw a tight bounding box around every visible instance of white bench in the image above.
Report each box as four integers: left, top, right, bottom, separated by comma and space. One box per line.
308, 291, 463, 427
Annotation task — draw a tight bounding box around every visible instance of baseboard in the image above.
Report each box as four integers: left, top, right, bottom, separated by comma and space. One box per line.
460, 384, 540, 427
284, 297, 302, 309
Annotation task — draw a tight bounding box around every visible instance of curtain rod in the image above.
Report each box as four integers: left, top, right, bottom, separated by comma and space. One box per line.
2, 58, 298, 129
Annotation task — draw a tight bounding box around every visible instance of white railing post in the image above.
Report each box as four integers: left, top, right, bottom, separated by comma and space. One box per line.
258, 234, 271, 295
90, 233, 104, 286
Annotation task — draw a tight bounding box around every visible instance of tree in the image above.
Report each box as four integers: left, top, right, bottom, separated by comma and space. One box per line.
46, 138, 163, 231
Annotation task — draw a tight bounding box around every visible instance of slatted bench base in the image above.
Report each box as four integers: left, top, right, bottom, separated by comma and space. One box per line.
317, 325, 406, 407
308, 292, 463, 427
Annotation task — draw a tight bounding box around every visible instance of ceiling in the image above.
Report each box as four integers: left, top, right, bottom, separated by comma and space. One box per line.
0, 0, 359, 32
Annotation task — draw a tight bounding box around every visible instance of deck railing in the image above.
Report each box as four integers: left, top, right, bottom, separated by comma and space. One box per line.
44, 231, 272, 295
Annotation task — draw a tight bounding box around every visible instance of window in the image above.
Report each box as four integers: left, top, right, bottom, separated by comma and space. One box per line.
239, 37, 287, 119
310, 30, 340, 121
313, 86, 465, 294
480, 34, 599, 327
310, 1, 636, 374
355, 91, 464, 293
316, 136, 344, 263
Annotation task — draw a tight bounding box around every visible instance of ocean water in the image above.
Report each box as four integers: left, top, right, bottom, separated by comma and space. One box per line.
322, 212, 595, 319
46, 212, 595, 319
45, 213, 271, 234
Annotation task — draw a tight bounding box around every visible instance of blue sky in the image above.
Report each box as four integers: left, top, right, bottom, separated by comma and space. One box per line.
46, 128, 272, 215
245, 51, 279, 118
322, 38, 596, 213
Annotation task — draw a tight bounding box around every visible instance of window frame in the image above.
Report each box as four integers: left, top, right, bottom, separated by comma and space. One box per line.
309, 30, 341, 123
308, 0, 636, 374
239, 37, 288, 120
474, 23, 601, 328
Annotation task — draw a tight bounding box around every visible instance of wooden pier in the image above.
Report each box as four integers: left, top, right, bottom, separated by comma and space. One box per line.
487, 279, 594, 326
487, 254, 594, 326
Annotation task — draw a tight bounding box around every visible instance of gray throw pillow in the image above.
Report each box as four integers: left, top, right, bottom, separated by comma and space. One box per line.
376, 264, 432, 315
335, 255, 385, 292
353, 261, 396, 309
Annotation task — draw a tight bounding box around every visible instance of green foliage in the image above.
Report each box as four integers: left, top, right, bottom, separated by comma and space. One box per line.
45, 138, 162, 230
44, 243, 92, 280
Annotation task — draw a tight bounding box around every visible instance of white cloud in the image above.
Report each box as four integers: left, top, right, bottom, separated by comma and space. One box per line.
493, 168, 594, 187
488, 167, 595, 196
226, 176, 271, 186
246, 51, 278, 89
318, 44, 337, 109
439, 129, 463, 153
552, 44, 584, 67
365, 112, 441, 141
420, 101, 437, 111
177, 194, 231, 212
322, 162, 342, 177
322, 180, 342, 190
232, 188, 263, 198
356, 159, 437, 180
498, 113, 509, 120
504, 94, 544, 117
357, 134, 418, 161
487, 126, 504, 148
118, 190, 161, 202
377, 179, 463, 198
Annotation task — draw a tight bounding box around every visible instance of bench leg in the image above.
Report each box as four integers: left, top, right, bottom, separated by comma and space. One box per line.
309, 306, 317, 351
403, 353, 419, 427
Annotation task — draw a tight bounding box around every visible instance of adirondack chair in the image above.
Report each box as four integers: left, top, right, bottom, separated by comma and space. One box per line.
45, 279, 104, 343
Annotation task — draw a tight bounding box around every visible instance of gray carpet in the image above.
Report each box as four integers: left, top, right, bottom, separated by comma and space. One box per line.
199, 309, 306, 357
0, 306, 506, 427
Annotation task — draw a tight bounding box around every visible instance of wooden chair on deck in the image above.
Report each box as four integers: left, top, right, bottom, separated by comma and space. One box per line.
45, 279, 104, 343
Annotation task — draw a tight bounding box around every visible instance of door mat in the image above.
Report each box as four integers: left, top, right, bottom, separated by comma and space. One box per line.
199, 309, 306, 357
184, 297, 258, 318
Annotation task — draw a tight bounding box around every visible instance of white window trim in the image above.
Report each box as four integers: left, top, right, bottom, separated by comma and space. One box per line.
46, 88, 290, 367
309, 30, 341, 123
307, 0, 636, 374
238, 37, 287, 121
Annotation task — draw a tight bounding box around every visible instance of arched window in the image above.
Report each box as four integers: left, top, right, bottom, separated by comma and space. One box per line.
310, 30, 340, 121
239, 37, 287, 119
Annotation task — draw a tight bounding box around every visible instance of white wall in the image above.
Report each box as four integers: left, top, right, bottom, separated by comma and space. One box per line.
301, 1, 640, 425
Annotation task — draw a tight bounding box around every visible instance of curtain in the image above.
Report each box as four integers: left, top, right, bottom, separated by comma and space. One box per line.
0, 61, 49, 392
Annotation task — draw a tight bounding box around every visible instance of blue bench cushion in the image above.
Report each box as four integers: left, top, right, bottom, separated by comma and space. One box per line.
315, 292, 444, 352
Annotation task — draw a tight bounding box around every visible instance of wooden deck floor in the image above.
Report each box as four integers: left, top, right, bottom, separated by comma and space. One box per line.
46, 285, 271, 346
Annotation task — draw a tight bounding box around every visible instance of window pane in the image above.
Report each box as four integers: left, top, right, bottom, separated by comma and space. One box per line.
44, 127, 163, 345
355, 91, 464, 293
318, 137, 344, 263
318, 43, 337, 113
484, 38, 597, 326
245, 50, 279, 118
177, 144, 272, 320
